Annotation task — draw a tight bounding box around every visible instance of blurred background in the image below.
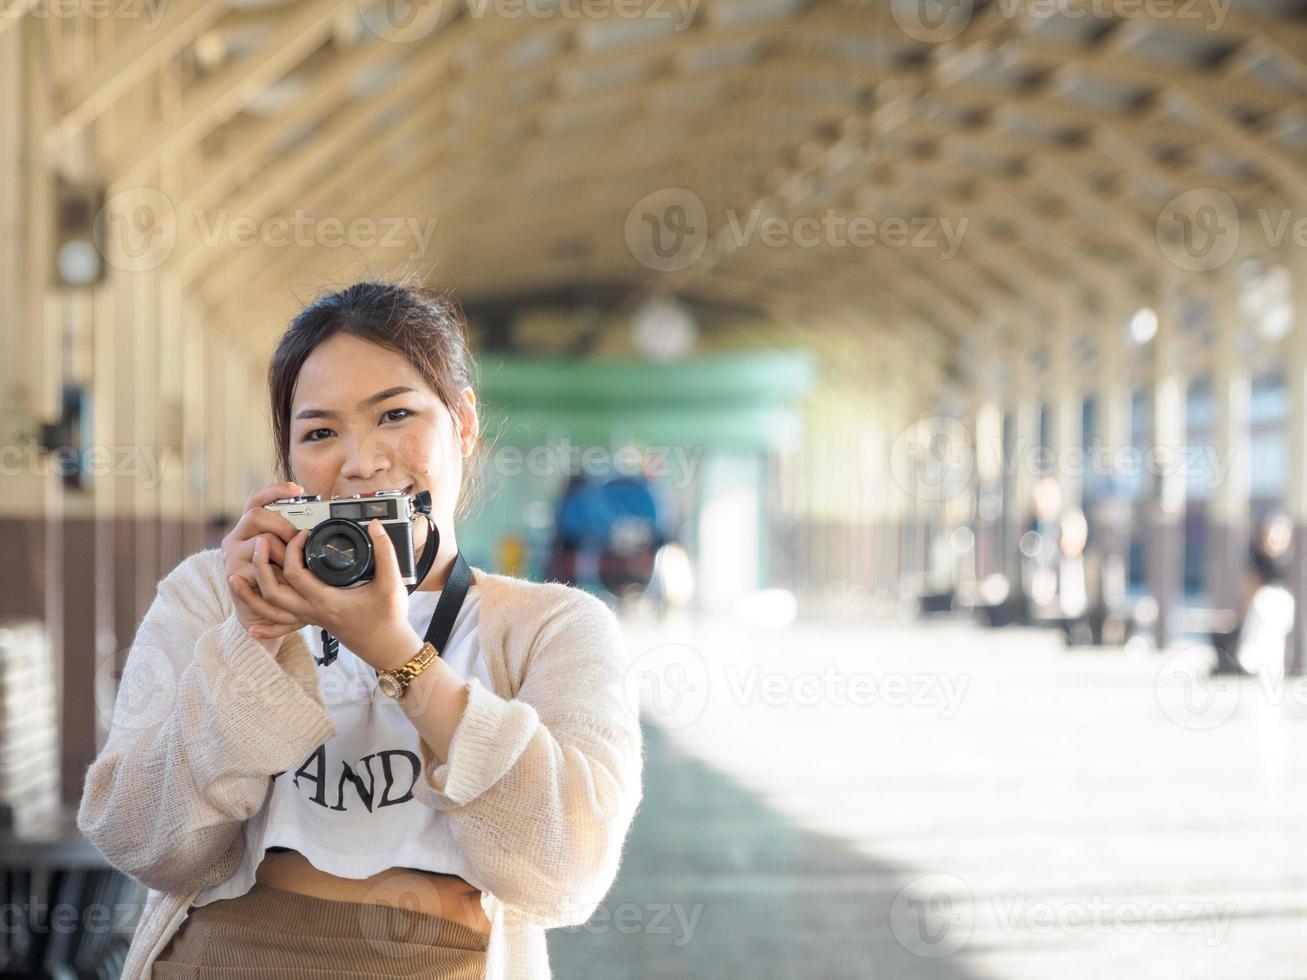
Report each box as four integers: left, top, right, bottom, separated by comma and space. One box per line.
3, 0, 1307, 976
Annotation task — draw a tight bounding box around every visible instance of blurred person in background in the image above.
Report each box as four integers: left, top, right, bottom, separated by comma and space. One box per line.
1056, 507, 1090, 645
1209, 511, 1296, 681
548, 465, 674, 603
1021, 475, 1065, 623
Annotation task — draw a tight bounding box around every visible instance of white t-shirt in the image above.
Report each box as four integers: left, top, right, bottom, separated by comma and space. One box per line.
193, 584, 491, 907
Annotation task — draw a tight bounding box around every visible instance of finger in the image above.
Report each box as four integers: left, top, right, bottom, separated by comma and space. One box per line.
252, 537, 313, 620
235, 535, 285, 573
243, 481, 305, 514
248, 622, 303, 640
233, 507, 301, 547
235, 560, 290, 592
229, 574, 300, 626
282, 529, 314, 589
368, 520, 402, 593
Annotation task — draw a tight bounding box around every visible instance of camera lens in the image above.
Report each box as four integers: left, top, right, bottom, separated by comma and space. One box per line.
305, 519, 372, 587
318, 533, 357, 571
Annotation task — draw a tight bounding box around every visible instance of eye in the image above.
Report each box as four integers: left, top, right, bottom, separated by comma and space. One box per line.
302, 428, 334, 442
381, 408, 412, 423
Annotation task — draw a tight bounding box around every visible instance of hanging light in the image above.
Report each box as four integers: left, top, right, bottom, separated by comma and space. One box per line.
631, 294, 697, 362
1128, 307, 1158, 345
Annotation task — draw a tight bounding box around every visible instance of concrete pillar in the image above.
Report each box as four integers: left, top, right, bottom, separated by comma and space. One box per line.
974, 388, 1004, 582
1094, 303, 1134, 573
1148, 278, 1188, 649
1285, 257, 1307, 675
970, 319, 1008, 584
0, 22, 48, 624
1005, 353, 1039, 588
1050, 297, 1084, 514
1206, 279, 1251, 611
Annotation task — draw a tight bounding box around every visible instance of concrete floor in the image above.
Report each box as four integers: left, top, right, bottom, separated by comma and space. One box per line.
548, 615, 1307, 980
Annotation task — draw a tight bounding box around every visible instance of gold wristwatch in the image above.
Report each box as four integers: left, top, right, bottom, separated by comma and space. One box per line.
376, 641, 439, 700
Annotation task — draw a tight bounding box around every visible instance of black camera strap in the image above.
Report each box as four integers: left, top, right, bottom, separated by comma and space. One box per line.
315, 517, 469, 667
422, 549, 472, 653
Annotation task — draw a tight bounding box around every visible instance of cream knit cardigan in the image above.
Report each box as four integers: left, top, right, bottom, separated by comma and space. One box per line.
76, 548, 645, 979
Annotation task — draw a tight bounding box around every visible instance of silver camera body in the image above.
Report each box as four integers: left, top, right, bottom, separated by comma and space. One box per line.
265, 489, 417, 587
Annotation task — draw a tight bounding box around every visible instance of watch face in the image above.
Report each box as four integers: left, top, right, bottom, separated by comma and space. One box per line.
378, 674, 404, 699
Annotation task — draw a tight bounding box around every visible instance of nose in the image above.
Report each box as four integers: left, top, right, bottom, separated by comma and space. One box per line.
339, 430, 393, 485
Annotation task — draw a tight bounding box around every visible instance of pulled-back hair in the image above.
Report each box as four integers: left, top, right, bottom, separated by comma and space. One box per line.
267, 278, 483, 519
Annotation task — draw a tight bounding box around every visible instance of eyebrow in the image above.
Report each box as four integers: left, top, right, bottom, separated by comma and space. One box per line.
294, 386, 418, 422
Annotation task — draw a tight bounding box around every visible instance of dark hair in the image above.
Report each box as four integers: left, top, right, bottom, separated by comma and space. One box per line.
267, 278, 484, 520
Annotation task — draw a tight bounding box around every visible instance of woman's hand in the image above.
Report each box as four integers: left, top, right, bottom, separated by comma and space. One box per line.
221, 481, 310, 642
251, 518, 423, 672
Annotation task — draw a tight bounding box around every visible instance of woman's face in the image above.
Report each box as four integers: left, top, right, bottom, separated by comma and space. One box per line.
286, 333, 476, 545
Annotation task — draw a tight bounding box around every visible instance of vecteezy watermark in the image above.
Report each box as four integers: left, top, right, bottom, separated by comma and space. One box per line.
192, 210, 439, 260
1154, 645, 1241, 730
890, 873, 1235, 957
97, 632, 342, 736
95, 644, 178, 735
720, 209, 969, 259
96, 189, 439, 274
1159, 195, 1307, 273
360, 0, 699, 42
559, 900, 705, 946
1156, 644, 1307, 730
623, 644, 969, 730
995, 0, 1231, 28
1254, 206, 1307, 253
890, 873, 975, 958
0, 443, 173, 489
1155, 187, 1240, 273
624, 188, 970, 272
482, 440, 705, 490
890, 417, 975, 503
0, 899, 143, 936
988, 895, 1235, 946
624, 188, 709, 272
5, 0, 167, 28
466, 0, 699, 24
723, 665, 970, 717
889, 417, 1239, 502
623, 642, 711, 730
98, 187, 178, 273
888, 0, 976, 43
887, 0, 1231, 43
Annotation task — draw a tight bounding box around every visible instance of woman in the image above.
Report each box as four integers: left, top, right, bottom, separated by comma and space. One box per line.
76, 281, 645, 979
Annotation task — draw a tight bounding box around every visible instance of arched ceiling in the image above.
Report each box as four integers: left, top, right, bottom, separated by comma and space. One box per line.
21, 0, 1307, 378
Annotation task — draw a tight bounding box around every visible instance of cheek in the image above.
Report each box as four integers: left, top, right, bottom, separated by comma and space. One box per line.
392, 419, 446, 476
289, 446, 337, 490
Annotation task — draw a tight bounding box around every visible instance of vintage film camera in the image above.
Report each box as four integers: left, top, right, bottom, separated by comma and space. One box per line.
264, 489, 431, 587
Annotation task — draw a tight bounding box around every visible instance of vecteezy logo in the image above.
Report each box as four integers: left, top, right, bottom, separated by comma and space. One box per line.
889, 0, 974, 43
356, 872, 453, 960
1155, 187, 1239, 272
889, 417, 974, 502
624, 188, 708, 273
95, 645, 178, 734
622, 641, 710, 730
890, 873, 974, 958
96, 187, 177, 273
1154, 645, 1241, 730
359, 0, 442, 42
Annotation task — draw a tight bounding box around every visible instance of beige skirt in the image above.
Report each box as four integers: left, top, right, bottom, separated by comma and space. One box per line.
152, 880, 489, 979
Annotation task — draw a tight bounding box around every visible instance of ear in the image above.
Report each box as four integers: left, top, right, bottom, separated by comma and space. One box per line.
456, 385, 478, 458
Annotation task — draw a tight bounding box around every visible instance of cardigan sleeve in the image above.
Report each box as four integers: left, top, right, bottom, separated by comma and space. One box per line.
76, 550, 337, 895
412, 587, 644, 928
